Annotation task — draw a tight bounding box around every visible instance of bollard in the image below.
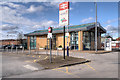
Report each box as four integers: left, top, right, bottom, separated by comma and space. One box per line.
38, 48, 39, 54
29, 47, 31, 54
36, 48, 38, 54
11, 46, 13, 53
22, 47, 24, 53
7, 47, 8, 52
46, 48, 48, 55
57, 48, 58, 56
16, 47, 18, 54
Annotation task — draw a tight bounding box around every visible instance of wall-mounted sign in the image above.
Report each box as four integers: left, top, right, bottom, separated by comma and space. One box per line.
59, 2, 69, 26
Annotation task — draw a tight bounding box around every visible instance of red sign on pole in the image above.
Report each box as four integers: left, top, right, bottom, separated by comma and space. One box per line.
59, 2, 69, 26
48, 27, 52, 33
59, 2, 69, 11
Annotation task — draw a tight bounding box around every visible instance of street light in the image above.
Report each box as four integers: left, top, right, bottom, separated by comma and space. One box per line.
95, 2, 98, 52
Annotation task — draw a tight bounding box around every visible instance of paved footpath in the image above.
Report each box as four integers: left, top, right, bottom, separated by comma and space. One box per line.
2, 51, 118, 78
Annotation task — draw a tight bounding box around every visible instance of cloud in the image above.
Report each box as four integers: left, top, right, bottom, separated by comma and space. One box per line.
104, 19, 117, 24
0, 2, 61, 40
1, 2, 59, 27
7, 31, 18, 34
33, 20, 58, 28
27, 5, 44, 13
2, 25, 19, 31
104, 25, 119, 39
105, 25, 118, 33
81, 17, 94, 23
42, 0, 69, 8
1, 2, 20, 8
0, 5, 37, 26
103, 18, 120, 24
0, 2, 57, 27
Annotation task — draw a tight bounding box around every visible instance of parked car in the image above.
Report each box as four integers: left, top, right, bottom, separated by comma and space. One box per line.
12, 45, 19, 49
3, 45, 11, 49
18, 44, 23, 49
19, 44, 27, 49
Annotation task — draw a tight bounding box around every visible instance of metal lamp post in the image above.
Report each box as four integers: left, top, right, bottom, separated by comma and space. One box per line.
95, 2, 98, 52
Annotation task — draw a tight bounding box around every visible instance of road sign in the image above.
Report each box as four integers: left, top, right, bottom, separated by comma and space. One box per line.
59, 2, 69, 10
65, 33, 69, 37
48, 27, 53, 63
48, 27, 52, 33
59, 2, 69, 26
47, 33, 52, 38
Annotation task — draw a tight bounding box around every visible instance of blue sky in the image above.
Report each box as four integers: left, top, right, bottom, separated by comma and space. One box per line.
0, 2, 118, 40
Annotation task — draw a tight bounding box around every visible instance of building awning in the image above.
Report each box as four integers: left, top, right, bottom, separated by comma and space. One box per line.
24, 22, 106, 36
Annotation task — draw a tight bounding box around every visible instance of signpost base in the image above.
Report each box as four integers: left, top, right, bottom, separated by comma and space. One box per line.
67, 46, 69, 56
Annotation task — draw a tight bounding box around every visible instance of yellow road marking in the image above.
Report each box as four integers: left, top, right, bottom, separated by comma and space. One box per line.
25, 60, 34, 63
52, 67, 80, 78
25, 61, 31, 62
34, 60, 37, 62
54, 69, 72, 74
85, 63, 96, 71
44, 56, 48, 59
66, 67, 68, 73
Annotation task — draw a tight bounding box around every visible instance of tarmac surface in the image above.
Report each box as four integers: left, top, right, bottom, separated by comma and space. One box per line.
1, 50, 119, 78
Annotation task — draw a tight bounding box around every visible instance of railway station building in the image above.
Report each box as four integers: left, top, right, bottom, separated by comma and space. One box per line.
25, 22, 106, 51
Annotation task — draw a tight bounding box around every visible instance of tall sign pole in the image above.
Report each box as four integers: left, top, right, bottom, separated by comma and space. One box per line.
63, 26, 65, 59
95, 2, 98, 52
67, 2, 69, 56
48, 27, 52, 63
59, 2, 69, 59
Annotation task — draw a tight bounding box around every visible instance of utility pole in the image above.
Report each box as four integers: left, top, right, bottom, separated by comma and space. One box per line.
95, 2, 98, 52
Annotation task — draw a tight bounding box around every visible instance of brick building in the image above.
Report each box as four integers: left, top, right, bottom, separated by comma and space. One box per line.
0, 39, 27, 46
25, 22, 106, 51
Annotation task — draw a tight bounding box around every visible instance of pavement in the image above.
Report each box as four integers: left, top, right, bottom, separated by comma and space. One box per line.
1, 50, 119, 78
2, 53, 44, 78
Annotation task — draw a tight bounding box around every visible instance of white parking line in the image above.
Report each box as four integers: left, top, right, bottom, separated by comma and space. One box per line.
23, 65, 38, 71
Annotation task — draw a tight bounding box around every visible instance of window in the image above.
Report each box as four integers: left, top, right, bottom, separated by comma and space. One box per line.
30, 36, 36, 49
83, 32, 91, 50
70, 32, 78, 50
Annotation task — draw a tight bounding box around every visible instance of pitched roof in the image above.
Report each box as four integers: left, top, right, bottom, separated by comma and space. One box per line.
25, 22, 106, 36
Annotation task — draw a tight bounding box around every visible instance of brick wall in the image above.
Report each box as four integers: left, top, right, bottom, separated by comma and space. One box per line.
1, 40, 21, 45
78, 31, 83, 51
